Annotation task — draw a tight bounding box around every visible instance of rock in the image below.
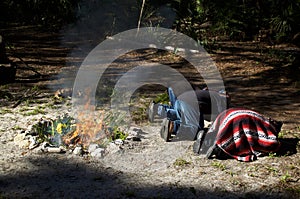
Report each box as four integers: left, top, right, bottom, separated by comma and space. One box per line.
41, 142, 50, 151
114, 139, 123, 145
47, 147, 62, 153
14, 133, 30, 149
17, 140, 30, 149
90, 148, 105, 158
73, 146, 83, 155
106, 142, 120, 154
31, 145, 45, 154
126, 126, 142, 141
25, 125, 34, 135
14, 133, 26, 143
28, 136, 38, 150
88, 143, 99, 153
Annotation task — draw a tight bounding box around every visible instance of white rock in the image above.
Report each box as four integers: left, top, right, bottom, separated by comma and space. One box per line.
18, 140, 30, 149
28, 136, 38, 150
90, 148, 105, 158
88, 143, 99, 153
26, 125, 34, 133
47, 147, 62, 153
73, 146, 83, 155
31, 145, 45, 154
14, 133, 30, 149
106, 142, 119, 154
114, 139, 123, 145
126, 126, 142, 140
14, 133, 26, 143
41, 142, 49, 151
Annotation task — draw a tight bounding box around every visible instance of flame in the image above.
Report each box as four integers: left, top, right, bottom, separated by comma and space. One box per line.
63, 88, 109, 147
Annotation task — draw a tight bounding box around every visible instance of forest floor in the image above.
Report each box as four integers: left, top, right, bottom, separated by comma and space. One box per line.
0, 25, 300, 198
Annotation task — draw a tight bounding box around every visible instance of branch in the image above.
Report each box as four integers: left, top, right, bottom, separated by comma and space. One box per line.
137, 0, 146, 34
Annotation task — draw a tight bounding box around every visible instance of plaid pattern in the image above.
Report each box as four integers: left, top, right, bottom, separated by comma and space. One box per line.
208, 108, 281, 162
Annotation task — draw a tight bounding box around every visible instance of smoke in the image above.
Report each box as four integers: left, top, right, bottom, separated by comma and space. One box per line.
53, 0, 177, 94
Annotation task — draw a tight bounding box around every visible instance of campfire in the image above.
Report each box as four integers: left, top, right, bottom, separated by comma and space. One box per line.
13, 94, 140, 157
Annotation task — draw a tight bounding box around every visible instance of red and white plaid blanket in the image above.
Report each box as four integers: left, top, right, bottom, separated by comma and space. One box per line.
208, 108, 282, 161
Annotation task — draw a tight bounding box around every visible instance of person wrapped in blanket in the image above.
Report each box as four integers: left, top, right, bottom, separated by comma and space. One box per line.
148, 87, 230, 141
195, 108, 283, 162
148, 87, 283, 162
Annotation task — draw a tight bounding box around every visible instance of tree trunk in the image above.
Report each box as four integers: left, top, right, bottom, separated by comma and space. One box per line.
0, 35, 9, 64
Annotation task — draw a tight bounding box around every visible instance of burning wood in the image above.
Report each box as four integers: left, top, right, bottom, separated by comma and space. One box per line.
13, 88, 141, 157
63, 130, 80, 146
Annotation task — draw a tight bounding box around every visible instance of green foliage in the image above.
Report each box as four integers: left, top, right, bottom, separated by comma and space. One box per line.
1, 0, 299, 43
173, 157, 191, 167
153, 92, 169, 104
32, 114, 75, 144
268, 152, 279, 158
280, 172, 292, 183
278, 131, 285, 139
211, 161, 226, 171
111, 127, 128, 141
155, 0, 300, 43
0, 108, 13, 114
22, 106, 45, 116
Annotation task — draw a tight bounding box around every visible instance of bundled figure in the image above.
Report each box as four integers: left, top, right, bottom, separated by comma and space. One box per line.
194, 108, 283, 162
149, 87, 283, 162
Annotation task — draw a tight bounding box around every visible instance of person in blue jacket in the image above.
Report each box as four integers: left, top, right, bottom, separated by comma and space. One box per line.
148, 87, 230, 142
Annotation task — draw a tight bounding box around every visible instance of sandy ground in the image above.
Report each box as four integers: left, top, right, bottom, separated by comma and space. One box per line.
0, 25, 299, 198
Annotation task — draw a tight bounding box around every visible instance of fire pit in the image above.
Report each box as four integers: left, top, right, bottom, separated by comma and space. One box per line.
14, 110, 142, 158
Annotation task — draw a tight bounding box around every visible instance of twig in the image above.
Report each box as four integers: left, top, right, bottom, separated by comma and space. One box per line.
137, 0, 146, 34
7, 45, 42, 76
11, 89, 40, 108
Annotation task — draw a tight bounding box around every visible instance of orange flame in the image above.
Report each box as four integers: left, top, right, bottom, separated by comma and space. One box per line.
63, 88, 109, 147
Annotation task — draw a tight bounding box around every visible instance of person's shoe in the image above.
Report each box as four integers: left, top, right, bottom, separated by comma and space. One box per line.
160, 118, 171, 142
206, 144, 219, 159
148, 101, 158, 123
193, 130, 205, 154
206, 144, 229, 159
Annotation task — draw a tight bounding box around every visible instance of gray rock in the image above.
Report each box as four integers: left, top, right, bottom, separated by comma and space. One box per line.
126, 126, 142, 141
106, 142, 120, 154
28, 136, 38, 150
47, 147, 62, 153
88, 143, 99, 153
90, 148, 105, 158
73, 146, 83, 155
114, 139, 123, 145
13, 133, 30, 149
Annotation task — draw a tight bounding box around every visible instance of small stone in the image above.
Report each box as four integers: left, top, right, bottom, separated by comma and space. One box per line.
31, 145, 45, 154
106, 142, 119, 154
41, 142, 49, 150
47, 147, 62, 153
18, 140, 30, 149
14, 133, 26, 143
90, 148, 105, 158
126, 127, 142, 141
88, 143, 99, 153
114, 139, 123, 145
14, 133, 30, 149
26, 125, 34, 133
28, 136, 38, 150
73, 146, 83, 155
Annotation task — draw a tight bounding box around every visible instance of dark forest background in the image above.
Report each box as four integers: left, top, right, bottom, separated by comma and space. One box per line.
1, 0, 299, 46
